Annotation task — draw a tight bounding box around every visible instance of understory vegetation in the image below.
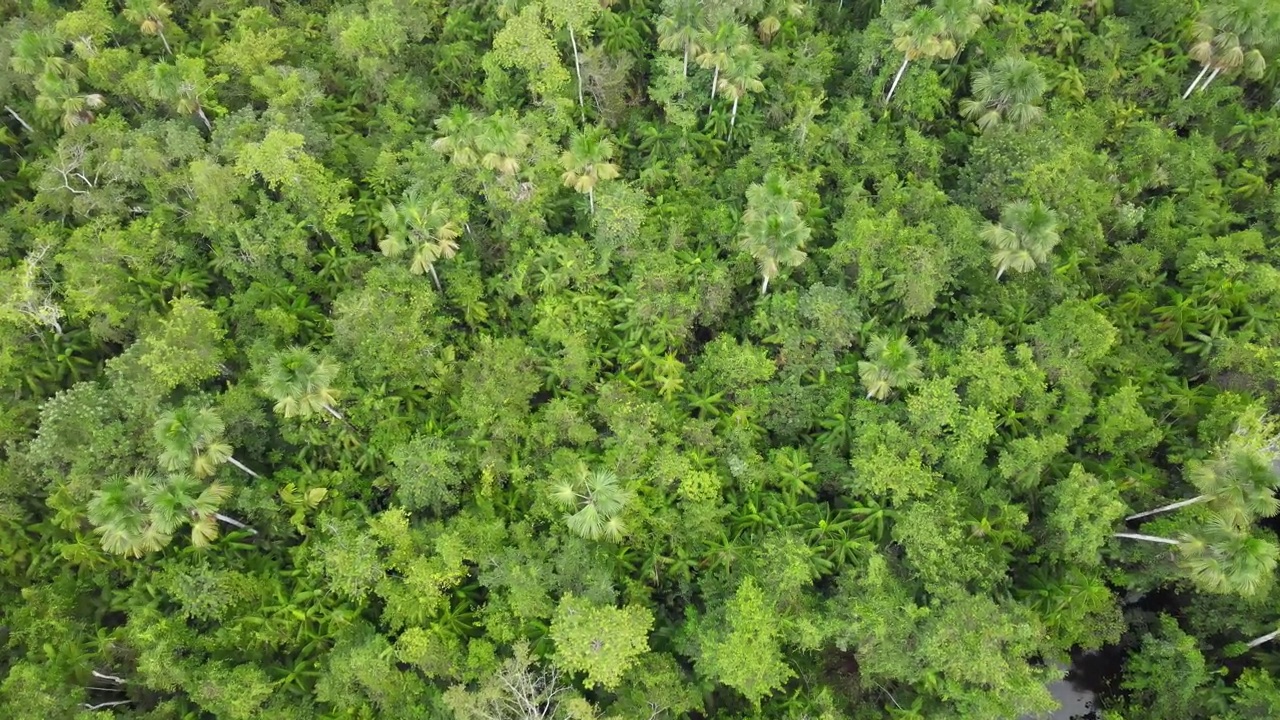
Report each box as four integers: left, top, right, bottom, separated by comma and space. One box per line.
2, 0, 1280, 718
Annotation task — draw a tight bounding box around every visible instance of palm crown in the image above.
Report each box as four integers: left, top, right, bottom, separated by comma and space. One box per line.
561, 129, 620, 214
1189, 444, 1280, 528
552, 467, 632, 542
960, 56, 1047, 131
981, 200, 1061, 279
858, 334, 923, 400
155, 407, 233, 478
380, 191, 463, 288
88, 471, 232, 557
1180, 513, 1279, 598
739, 171, 811, 294
261, 347, 342, 421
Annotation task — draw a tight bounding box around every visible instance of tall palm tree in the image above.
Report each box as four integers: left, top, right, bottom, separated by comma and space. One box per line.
552, 467, 631, 542
260, 347, 343, 421
738, 171, 811, 294
432, 107, 484, 167
88, 471, 244, 557
146, 472, 235, 549
379, 192, 463, 289
959, 56, 1046, 131
696, 18, 748, 107
897, 0, 995, 97
1126, 444, 1280, 525
477, 113, 530, 177
657, 0, 705, 78
717, 46, 765, 138
1184, 0, 1276, 97
858, 334, 923, 400
155, 407, 261, 480
122, 0, 174, 55
88, 472, 165, 558
885, 9, 949, 103
149, 61, 211, 131
560, 129, 620, 214
1179, 515, 1278, 597
981, 200, 1060, 279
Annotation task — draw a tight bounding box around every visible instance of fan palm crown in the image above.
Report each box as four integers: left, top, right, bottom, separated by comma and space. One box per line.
981, 200, 1060, 279
738, 171, 810, 295
261, 347, 342, 421
155, 407, 232, 478
858, 334, 923, 400
552, 467, 632, 542
960, 56, 1046, 131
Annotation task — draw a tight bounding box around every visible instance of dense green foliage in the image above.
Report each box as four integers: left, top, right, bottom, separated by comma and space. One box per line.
1, 0, 1280, 718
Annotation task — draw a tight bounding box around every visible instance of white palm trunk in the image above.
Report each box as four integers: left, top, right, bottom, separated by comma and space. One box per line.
1125, 495, 1209, 521
322, 403, 344, 421
214, 512, 257, 535
569, 24, 584, 121
729, 95, 740, 139
1199, 66, 1222, 91
710, 65, 720, 106
1183, 65, 1210, 98
885, 57, 910, 102
5, 105, 33, 133
1247, 627, 1280, 649
226, 456, 262, 479
1113, 532, 1180, 545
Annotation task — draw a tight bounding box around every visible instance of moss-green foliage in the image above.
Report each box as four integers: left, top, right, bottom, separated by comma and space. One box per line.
3, 0, 1280, 718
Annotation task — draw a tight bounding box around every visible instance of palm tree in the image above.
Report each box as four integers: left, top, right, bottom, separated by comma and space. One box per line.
885, 9, 949, 103
432, 107, 484, 167
122, 0, 174, 55
890, 0, 995, 105
960, 56, 1046, 131
1179, 521, 1278, 598
1126, 444, 1280, 525
1184, 0, 1276, 97
560, 129, 620, 214
88, 472, 165, 558
552, 467, 631, 542
149, 61, 211, 131
858, 334, 923, 400
33, 69, 104, 132
980, 200, 1061, 279
379, 192, 463, 289
155, 407, 261, 480
758, 0, 804, 44
88, 471, 246, 557
717, 46, 765, 138
477, 113, 529, 177
260, 347, 343, 421
738, 171, 811, 294
146, 472, 235, 550
657, 0, 705, 79
696, 18, 748, 107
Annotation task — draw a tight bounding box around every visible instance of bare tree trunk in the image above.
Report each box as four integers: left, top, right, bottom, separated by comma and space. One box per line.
761, 275, 769, 294
322, 403, 344, 421
885, 57, 910, 102
588, 188, 595, 214
729, 95, 739, 139
1125, 495, 1208, 521
4, 105, 33, 133
683, 43, 689, 78
1183, 64, 1210, 98
214, 512, 257, 535
1113, 532, 1180, 545
710, 65, 720, 106
91, 671, 127, 684
1247, 627, 1280, 649
1199, 66, 1222, 91
428, 263, 442, 291
569, 24, 584, 123
157, 29, 172, 55
226, 456, 261, 480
